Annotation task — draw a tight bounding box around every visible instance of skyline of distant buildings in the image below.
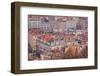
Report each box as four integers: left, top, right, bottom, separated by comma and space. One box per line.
28, 15, 88, 33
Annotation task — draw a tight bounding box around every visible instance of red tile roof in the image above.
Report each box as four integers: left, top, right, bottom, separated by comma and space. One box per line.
40, 34, 54, 42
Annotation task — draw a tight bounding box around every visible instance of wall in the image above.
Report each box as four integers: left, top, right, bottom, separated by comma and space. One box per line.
0, 0, 100, 76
